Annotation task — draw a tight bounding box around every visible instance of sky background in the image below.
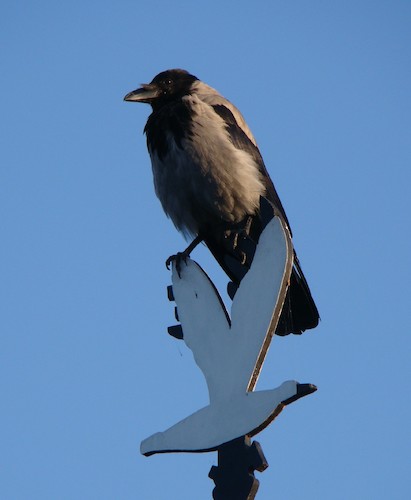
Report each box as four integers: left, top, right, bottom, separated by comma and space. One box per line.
1, 1, 411, 499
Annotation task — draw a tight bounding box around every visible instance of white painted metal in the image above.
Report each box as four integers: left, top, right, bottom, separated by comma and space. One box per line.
141, 217, 296, 455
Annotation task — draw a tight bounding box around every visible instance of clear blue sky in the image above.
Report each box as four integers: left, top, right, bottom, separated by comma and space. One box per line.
1, 1, 410, 499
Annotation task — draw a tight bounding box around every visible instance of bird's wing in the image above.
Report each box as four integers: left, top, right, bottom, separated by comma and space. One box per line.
197, 90, 292, 234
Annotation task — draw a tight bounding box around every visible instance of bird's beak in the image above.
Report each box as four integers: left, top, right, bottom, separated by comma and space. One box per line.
124, 84, 159, 103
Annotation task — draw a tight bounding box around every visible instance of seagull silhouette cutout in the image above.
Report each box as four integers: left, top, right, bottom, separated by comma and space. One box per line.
141, 217, 316, 456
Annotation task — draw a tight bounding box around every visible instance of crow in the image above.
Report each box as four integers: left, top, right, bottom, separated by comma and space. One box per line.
124, 69, 319, 335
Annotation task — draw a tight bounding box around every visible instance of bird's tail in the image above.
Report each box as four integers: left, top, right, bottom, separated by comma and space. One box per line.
275, 251, 319, 335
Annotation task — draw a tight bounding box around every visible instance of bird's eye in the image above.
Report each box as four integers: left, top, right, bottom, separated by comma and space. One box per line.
161, 79, 173, 95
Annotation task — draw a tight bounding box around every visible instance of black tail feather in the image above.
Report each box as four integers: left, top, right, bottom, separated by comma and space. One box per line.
275, 252, 319, 335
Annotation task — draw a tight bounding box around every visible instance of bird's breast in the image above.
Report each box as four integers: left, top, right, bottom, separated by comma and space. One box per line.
146, 96, 266, 238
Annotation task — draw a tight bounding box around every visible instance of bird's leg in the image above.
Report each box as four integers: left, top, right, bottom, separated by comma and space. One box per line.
225, 216, 258, 300
225, 216, 255, 266
242, 215, 254, 239
166, 235, 203, 277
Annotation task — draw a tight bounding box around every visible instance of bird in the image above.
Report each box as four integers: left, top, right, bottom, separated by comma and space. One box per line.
124, 69, 319, 335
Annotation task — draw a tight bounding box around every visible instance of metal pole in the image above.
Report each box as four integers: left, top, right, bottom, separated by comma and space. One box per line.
209, 436, 268, 500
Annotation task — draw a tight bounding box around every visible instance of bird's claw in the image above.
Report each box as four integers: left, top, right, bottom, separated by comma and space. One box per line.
166, 252, 189, 278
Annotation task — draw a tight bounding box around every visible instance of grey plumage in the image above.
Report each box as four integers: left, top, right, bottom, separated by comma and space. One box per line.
124, 69, 319, 335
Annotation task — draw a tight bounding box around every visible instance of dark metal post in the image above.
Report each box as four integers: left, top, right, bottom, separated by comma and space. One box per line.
209, 436, 268, 500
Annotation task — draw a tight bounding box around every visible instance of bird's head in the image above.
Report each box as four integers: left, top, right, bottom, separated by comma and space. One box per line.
124, 69, 199, 110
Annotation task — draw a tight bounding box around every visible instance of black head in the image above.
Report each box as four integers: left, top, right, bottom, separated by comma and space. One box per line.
124, 69, 199, 110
